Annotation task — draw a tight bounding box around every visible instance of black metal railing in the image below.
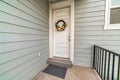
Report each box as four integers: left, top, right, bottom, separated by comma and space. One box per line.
93, 45, 120, 80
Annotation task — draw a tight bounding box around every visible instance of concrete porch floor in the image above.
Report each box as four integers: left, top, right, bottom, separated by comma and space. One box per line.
33, 65, 101, 80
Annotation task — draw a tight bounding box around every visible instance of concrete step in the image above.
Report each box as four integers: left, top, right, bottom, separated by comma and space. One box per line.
47, 58, 72, 68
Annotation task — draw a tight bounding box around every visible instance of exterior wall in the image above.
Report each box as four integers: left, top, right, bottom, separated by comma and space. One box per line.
0, 0, 49, 80
75, 0, 120, 67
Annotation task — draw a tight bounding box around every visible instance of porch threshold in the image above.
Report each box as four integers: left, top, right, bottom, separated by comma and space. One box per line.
47, 58, 72, 68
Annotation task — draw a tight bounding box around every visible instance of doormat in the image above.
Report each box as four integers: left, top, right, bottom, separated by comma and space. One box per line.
43, 64, 67, 79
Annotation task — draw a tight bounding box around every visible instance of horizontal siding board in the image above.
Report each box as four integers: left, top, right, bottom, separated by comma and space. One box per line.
0, 32, 49, 37
4, 51, 48, 80
0, 23, 48, 34
0, 47, 48, 80
76, 1, 105, 9
75, 55, 92, 60
0, 1, 48, 26
27, 0, 48, 17
11, 58, 42, 80
75, 52, 92, 55
75, 35, 120, 40
17, 0, 48, 20
0, 49, 48, 77
75, 31, 120, 36
0, 0, 49, 80
75, 44, 120, 51
41, 0, 48, 7
75, 26, 103, 31
0, 34, 48, 42
35, 0, 48, 12
75, 0, 120, 68
0, 45, 48, 65
75, 21, 104, 26
1, 0, 48, 24
75, 0, 102, 5
0, 58, 40, 80
75, 11, 104, 18
75, 48, 92, 53
76, 6, 105, 14
75, 44, 93, 47
17, 54, 48, 80
75, 40, 120, 45
75, 58, 92, 67
0, 12, 48, 30
75, 16, 104, 22
0, 52, 39, 75
0, 41, 48, 54
0, 53, 48, 80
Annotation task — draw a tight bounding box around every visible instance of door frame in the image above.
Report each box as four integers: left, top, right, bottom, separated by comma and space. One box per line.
49, 0, 75, 63
53, 8, 70, 58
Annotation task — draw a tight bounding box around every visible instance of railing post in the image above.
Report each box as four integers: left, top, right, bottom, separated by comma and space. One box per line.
104, 51, 107, 80
93, 45, 96, 69
93, 45, 120, 80
118, 57, 120, 80
112, 55, 115, 80
101, 50, 104, 79
107, 52, 110, 80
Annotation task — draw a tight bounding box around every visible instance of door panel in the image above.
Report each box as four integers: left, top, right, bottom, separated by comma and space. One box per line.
53, 8, 70, 58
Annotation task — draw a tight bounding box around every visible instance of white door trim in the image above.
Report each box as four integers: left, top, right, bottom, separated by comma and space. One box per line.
49, 0, 75, 63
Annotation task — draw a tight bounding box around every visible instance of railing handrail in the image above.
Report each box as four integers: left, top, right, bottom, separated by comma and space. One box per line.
93, 45, 120, 80
94, 45, 120, 56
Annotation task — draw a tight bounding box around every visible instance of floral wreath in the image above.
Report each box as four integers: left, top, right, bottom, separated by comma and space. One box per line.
55, 20, 67, 31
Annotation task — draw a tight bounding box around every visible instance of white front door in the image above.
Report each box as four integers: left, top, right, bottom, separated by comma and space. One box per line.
53, 8, 70, 58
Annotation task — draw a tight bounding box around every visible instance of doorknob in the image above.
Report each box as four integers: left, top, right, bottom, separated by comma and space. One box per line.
68, 39, 71, 41
68, 36, 71, 41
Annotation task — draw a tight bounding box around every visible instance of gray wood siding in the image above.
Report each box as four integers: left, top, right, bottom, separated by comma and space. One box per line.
75, 0, 120, 67
0, 0, 49, 80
